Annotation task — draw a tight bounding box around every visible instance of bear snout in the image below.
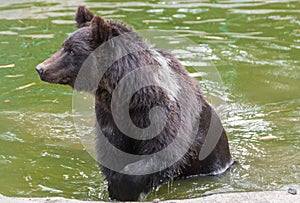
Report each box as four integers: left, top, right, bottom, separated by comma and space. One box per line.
36, 64, 44, 76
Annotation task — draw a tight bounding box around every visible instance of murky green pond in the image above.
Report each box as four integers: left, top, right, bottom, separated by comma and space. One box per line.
0, 0, 299, 201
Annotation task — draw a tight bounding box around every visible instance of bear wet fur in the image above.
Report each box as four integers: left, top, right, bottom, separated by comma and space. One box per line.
36, 6, 233, 201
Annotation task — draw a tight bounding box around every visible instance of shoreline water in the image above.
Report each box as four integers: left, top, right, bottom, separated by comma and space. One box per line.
1, 190, 299, 203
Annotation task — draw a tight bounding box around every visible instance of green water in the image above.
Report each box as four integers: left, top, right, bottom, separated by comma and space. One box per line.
0, 0, 299, 201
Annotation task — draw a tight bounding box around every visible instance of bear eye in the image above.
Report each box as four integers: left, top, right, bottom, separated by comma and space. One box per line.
68, 50, 75, 56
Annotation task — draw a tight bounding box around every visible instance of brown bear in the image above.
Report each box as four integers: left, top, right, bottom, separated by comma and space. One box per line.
36, 6, 233, 201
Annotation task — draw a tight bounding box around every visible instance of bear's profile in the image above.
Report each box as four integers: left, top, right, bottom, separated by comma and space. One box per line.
36, 6, 233, 201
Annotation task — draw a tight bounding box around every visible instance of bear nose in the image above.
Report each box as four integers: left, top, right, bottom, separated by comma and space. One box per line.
36, 64, 44, 75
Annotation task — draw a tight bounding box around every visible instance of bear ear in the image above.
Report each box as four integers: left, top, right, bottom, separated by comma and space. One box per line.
75, 6, 94, 28
90, 16, 110, 44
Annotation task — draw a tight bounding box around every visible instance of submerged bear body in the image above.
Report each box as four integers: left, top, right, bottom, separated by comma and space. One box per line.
36, 6, 233, 201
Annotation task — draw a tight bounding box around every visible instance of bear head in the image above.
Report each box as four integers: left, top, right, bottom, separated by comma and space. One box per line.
36, 6, 131, 88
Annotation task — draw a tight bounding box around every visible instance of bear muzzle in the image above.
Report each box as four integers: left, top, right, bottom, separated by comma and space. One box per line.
36, 64, 44, 76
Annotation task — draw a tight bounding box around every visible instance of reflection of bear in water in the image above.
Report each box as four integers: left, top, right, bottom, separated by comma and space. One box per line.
36, 6, 233, 201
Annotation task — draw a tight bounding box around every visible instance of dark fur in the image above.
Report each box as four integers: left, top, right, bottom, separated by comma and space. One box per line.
36, 6, 233, 201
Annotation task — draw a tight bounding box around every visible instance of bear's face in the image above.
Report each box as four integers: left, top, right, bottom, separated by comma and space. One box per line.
36, 6, 124, 88
36, 27, 94, 86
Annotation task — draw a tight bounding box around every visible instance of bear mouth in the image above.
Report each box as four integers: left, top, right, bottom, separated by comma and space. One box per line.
59, 78, 72, 85
40, 75, 72, 86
